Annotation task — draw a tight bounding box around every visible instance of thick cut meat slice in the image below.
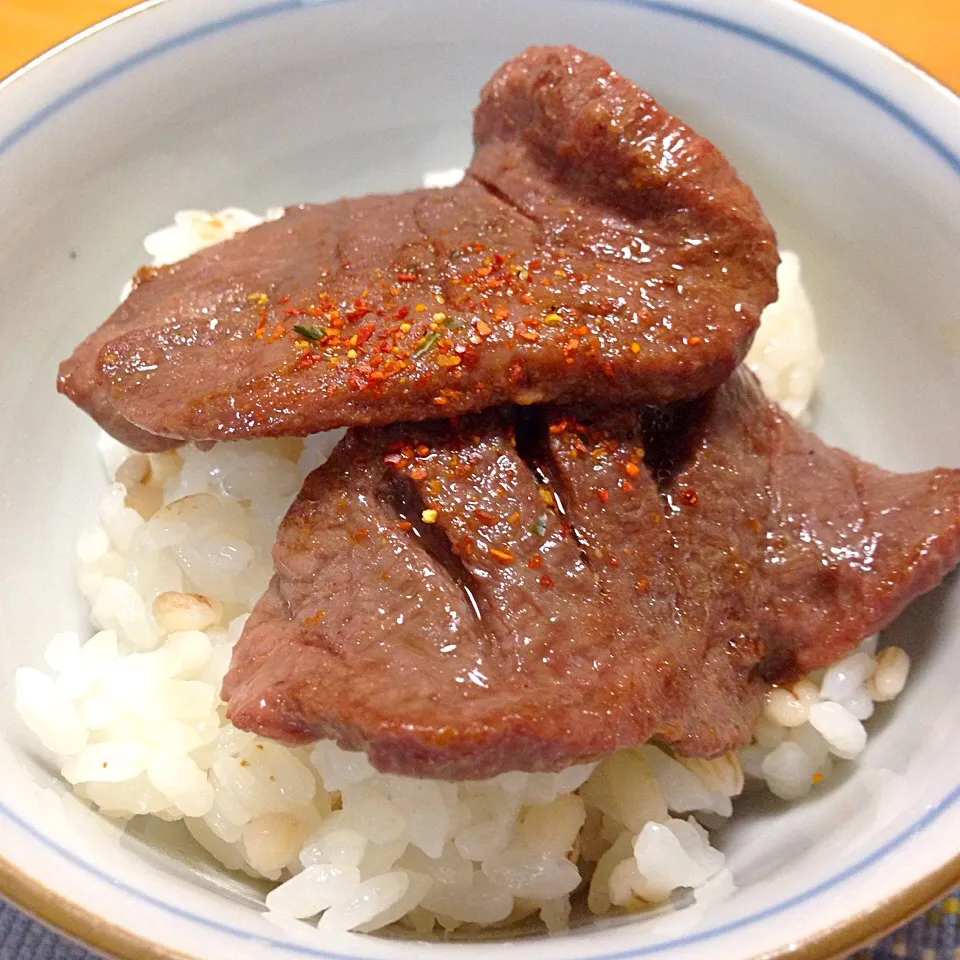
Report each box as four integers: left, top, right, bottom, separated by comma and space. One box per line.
58, 46, 777, 451
222, 370, 960, 778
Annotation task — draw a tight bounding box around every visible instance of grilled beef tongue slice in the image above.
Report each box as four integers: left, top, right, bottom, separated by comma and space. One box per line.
58, 45, 777, 450
221, 368, 960, 779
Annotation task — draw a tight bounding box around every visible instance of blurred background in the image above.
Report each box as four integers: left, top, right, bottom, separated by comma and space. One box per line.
1, 0, 958, 89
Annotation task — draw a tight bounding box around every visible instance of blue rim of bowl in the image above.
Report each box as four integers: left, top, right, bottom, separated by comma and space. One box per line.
1, 1, 959, 958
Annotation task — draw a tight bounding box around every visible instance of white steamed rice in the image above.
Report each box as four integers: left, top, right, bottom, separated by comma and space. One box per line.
16, 193, 910, 935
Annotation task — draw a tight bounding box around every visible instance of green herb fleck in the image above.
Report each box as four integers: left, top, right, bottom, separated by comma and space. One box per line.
449, 249, 462, 261
530, 514, 548, 538
412, 331, 442, 359
293, 324, 323, 341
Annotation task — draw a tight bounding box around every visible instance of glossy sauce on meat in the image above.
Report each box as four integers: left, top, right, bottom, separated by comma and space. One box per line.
57, 46, 777, 450
222, 369, 960, 778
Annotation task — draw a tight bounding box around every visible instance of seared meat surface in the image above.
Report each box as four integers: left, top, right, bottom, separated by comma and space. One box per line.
58, 46, 777, 450
222, 369, 960, 778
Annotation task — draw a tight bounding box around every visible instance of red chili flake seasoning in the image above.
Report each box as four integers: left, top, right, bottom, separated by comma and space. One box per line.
350, 528, 369, 543
517, 324, 539, 342
352, 323, 374, 346
345, 300, 373, 322
294, 352, 320, 371
528, 554, 543, 569
474, 508, 498, 525
621, 479, 635, 492
303, 610, 325, 625
397, 271, 418, 282
679, 487, 699, 506
636, 576, 649, 592
396, 520, 413, 531
624, 462, 640, 477
476, 319, 493, 337
492, 308, 510, 322
596, 488, 610, 504
537, 574, 554, 588
688, 336, 703, 346
489, 547, 515, 565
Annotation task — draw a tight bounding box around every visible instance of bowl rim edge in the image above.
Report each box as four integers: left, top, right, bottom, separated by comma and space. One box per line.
1, 0, 958, 957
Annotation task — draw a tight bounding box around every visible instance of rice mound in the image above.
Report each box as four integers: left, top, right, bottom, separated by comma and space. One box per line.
745, 250, 824, 421
16, 202, 910, 936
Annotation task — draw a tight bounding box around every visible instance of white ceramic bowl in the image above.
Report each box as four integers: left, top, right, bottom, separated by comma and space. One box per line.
2, 1, 959, 958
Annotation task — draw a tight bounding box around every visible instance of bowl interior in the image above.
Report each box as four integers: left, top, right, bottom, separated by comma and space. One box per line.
1, 1, 959, 958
